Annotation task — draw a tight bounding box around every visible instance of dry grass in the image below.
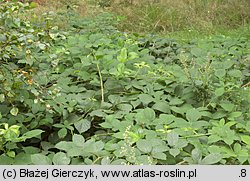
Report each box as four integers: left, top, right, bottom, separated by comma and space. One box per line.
29, 0, 88, 16
24, 0, 90, 29
25, 0, 250, 35
108, 0, 250, 34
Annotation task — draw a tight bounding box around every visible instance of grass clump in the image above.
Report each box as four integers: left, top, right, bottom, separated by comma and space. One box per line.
107, 0, 250, 34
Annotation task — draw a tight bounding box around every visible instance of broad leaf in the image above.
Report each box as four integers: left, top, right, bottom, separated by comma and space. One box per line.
74, 119, 91, 134
167, 132, 179, 147
73, 134, 85, 147
200, 153, 222, 165
136, 139, 152, 153
31, 154, 52, 165
186, 108, 202, 122
53, 152, 71, 165
19, 129, 44, 141
10, 107, 19, 116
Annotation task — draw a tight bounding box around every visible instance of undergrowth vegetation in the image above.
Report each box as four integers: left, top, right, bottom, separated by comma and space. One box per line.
111, 0, 250, 34
28, 0, 250, 36
0, 1, 249, 165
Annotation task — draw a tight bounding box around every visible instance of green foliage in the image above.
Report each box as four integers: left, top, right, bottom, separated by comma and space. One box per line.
0, 1, 249, 165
